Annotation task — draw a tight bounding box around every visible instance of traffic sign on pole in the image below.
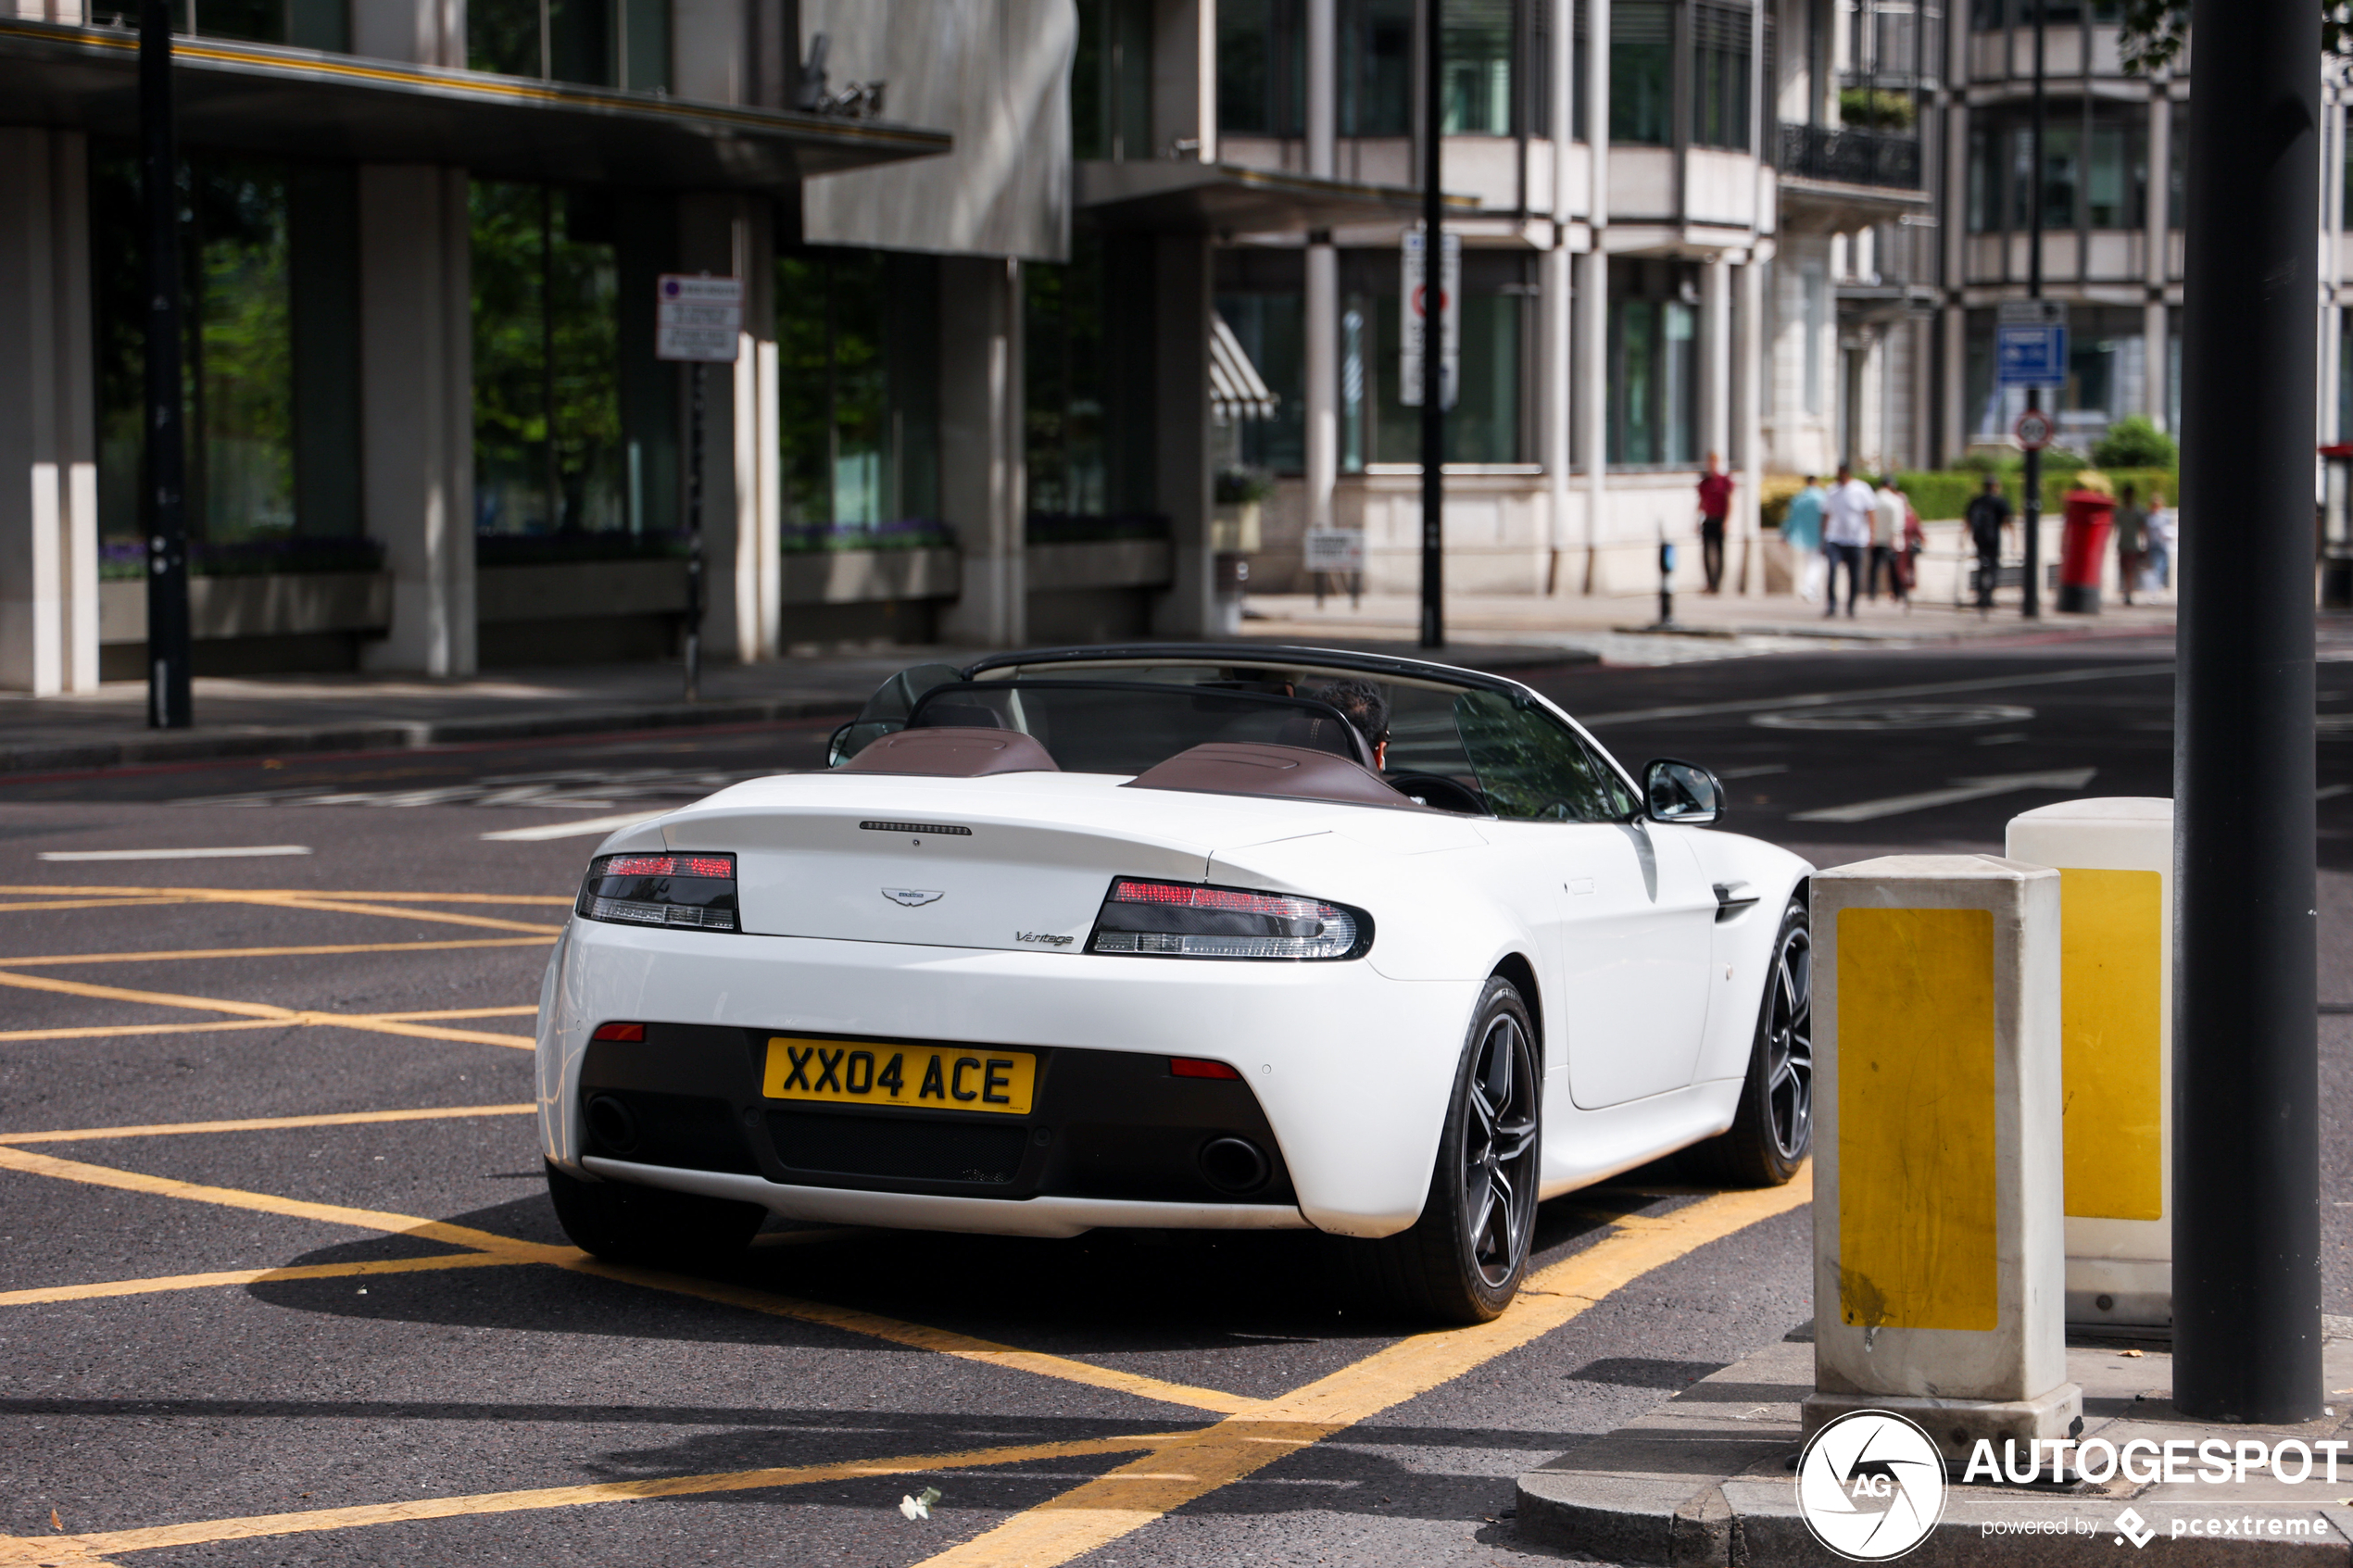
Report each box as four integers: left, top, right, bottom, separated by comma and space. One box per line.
2013, 408, 2055, 450
1996, 299, 2068, 389
1399, 230, 1458, 410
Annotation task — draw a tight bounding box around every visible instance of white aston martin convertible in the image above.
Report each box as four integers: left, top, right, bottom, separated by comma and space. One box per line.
535, 645, 1813, 1322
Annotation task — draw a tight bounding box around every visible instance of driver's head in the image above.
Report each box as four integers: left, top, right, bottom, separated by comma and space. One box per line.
1309, 678, 1390, 769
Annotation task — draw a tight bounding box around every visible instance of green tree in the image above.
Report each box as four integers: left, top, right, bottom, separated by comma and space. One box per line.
2117, 2, 2347, 72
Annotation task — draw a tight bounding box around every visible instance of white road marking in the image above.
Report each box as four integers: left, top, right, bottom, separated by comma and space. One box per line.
36, 846, 313, 862
177, 767, 771, 810
1578, 661, 2176, 727
1752, 702, 2032, 731
479, 811, 669, 843
1789, 768, 2097, 823
1714, 765, 1790, 779
2319, 784, 2352, 801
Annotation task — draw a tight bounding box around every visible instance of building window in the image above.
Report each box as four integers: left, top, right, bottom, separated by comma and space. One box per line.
1969, 100, 2147, 232
1074, 0, 1154, 159
157, 0, 348, 49
1218, 0, 1304, 137
1217, 294, 1307, 471
467, 0, 671, 91
1344, 247, 1527, 464
776, 249, 941, 544
1441, 0, 1515, 135
1340, 0, 1416, 137
1607, 257, 1698, 466
472, 182, 628, 537
91, 148, 362, 550
1610, 1, 1672, 145
1691, 4, 1751, 150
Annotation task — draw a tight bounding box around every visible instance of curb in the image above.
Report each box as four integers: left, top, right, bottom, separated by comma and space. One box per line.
0, 696, 862, 777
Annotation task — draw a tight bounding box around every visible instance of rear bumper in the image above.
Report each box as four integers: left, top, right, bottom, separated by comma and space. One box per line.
536, 918, 1483, 1237
582, 1157, 1312, 1238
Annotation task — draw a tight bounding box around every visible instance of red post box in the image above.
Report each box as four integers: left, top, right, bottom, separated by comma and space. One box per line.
2057, 490, 2117, 613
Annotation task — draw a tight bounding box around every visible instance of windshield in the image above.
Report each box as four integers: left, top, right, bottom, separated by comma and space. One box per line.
884, 667, 1638, 822
907, 682, 1368, 776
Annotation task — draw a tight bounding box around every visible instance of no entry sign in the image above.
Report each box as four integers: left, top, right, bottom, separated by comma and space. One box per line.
2014, 408, 2055, 450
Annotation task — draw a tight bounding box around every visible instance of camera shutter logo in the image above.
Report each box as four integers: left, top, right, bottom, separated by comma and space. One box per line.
1795, 1410, 1948, 1561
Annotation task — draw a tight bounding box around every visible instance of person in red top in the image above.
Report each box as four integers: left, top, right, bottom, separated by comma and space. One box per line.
1696, 453, 1733, 594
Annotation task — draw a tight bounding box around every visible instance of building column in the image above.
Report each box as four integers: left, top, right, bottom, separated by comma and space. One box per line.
1943, 301, 1968, 458
2145, 82, 2173, 429
674, 195, 775, 664
358, 164, 473, 676
1736, 254, 1764, 594
938, 256, 1026, 647
1303, 0, 1338, 549
1580, 0, 1611, 595
1541, 244, 1573, 595
1704, 255, 1732, 463
1543, 0, 1578, 595
1151, 232, 1215, 636
0, 128, 97, 696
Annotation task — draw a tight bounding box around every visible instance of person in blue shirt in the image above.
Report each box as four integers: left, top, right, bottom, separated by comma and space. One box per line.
1782, 477, 1827, 604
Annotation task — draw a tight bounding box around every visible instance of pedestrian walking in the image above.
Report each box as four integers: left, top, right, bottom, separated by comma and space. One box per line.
2112, 482, 2148, 607
1869, 475, 1907, 604
1822, 464, 1874, 618
1965, 473, 2013, 614
1897, 485, 1923, 607
1697, 452, 1733, 595
1783, 476, 1827, 604
2145, 488, 2174, 590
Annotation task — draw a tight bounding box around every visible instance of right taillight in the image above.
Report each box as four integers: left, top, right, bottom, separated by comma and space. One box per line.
576, 852, 738, 932
1088, 878, 1370, 961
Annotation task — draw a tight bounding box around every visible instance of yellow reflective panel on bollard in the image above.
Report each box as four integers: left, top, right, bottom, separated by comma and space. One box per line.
2057, 868, 2163, 1223
1806, 855, 2080, 1468
2007, 797, 2173, 1331
1836, 907, 1999, 1333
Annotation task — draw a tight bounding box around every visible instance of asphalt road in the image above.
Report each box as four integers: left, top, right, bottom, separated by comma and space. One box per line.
0, 632, 2348, 1567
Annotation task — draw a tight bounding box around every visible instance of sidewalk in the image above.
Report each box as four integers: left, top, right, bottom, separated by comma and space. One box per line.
1241, 587, 2180, 667
1515, 1320, 2353, 1566
0, 637, 1600, 775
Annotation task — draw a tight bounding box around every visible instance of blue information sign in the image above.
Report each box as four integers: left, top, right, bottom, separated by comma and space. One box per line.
1995, 323, 2068, 387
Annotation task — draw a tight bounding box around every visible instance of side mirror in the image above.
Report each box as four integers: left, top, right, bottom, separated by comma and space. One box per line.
1642, 759, 1724, 826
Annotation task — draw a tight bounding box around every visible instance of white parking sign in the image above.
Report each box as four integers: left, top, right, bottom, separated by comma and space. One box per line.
656, 275, 743, 363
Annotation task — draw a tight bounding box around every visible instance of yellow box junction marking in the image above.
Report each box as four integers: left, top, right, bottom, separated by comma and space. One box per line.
0, 1150, 1806, 1565
1836, 907, 1998, 1332
0, 885, 573, 906
2057, 867, 2164, 1221
0, 937, 554, 968
0, 1103, 535, 1145
0, 1433, 1190, 1567
0, 971, 534, 1049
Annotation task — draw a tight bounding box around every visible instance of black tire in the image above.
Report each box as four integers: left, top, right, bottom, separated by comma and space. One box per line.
545, 1161, 764, 1268
1346, 977, 1541, 1323
1685, 897, 1813, 1186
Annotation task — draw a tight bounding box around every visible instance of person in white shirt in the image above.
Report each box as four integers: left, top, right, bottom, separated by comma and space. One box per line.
1821, 465, 1875, 619
2145, 489, 2175, 591
1870, 478, 1907, 604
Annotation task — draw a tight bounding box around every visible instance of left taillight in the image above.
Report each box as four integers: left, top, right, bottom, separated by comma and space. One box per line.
1087, 877, 1370, 960
576, 852, 739, 932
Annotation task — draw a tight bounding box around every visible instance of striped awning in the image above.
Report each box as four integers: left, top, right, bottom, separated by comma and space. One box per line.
1209, 314, 1279, 426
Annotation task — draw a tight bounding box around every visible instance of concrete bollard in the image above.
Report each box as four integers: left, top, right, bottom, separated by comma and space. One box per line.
2006, 797, 2171, 1330
1805, 856, 2082, 1466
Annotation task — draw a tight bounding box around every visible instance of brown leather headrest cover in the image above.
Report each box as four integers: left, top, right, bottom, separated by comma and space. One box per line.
1123, 741, 1428, 809
839, 727, 1060, 777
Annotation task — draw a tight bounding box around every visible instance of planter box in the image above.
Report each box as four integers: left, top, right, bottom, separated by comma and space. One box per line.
99, 571, 392, 644
477, 559, 688, 623
1025, 539, 1173, 593
782, 547, 962, 605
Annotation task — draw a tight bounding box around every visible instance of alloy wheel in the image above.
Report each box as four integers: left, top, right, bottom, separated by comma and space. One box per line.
1766, 923, 1814, 1160
1460, 1011, 1540, 1288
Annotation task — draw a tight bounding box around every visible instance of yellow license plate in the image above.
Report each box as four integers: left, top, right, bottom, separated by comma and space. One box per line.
762, 1038, 1037, 1115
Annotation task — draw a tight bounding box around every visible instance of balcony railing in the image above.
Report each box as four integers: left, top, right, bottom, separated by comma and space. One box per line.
1778, 123, 1922, 190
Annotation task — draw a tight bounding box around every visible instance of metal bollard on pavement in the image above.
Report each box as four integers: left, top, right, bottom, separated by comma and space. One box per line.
1805, 856, 2082, 1467
2006, 797, 2171, 1332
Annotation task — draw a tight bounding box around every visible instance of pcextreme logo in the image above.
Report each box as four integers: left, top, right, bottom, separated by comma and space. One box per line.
1796, 1410, 1948, 1561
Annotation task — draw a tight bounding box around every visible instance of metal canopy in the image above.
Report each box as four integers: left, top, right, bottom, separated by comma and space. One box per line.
1076, 159, 1476, 234
0, 18, 951, 189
